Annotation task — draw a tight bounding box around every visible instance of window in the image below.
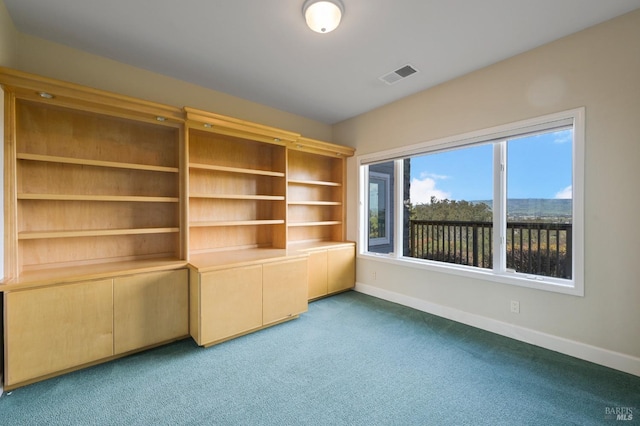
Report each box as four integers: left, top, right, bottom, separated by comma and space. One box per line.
360, 108, 584, 295
368, 164, 394, 253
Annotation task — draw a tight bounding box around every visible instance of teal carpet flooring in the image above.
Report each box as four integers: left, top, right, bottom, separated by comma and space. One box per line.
1, 291, 638, 425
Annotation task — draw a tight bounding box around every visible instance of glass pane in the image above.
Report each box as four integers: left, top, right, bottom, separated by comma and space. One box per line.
368, 162, 394, 254
404, 145, 493, 269
506, 129, 573, 279
369, 178, 386, 239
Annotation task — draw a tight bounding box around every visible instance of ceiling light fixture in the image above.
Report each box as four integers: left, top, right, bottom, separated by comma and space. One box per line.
303, 0, 344, 34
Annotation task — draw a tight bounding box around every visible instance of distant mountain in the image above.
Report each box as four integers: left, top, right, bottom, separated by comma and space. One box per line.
474, 199, 572, 219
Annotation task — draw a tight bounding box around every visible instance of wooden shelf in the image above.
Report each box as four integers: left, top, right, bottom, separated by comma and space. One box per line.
189, 163, 284, 177
288, 201, 342, 206
17, 153, 179, 173
18, 194, 179, 203
189, 194, 285, 201
19, 227, 180, 240
287, 240, 355, 251
288, 179, 342, 187
190, 220, 285, 228
288, 221, 342, 227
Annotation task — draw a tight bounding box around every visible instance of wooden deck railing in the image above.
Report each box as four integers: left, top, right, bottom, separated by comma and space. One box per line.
408, 220, 572, 279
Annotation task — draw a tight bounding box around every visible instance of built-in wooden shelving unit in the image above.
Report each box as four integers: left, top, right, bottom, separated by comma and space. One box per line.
0, 67, 356, 391
1, 68, 190, 391
184, 107, 298, 256
287, 138, 351, 245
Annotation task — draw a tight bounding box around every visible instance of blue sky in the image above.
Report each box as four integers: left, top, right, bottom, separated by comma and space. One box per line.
409, 130, 573, 204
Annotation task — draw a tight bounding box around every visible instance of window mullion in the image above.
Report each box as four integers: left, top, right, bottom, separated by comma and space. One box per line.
394, 159, 404, 258
493, 142, 507, 273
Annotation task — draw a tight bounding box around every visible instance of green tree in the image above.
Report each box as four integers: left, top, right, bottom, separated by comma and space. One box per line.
411, 196, 492, 222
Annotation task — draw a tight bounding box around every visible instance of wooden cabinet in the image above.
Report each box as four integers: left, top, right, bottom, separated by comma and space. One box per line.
189, 252, 308, 347
3, 268, 188, 389
113, 269, 189, 355
194, 265, 263, 345
299, 242, 356, 300
286, 138, 355, 300
306, 250, 329, 299
1, 68, 190, 389
4, 279, 114, 387
184, 108, 314, 347
328, 245, 356, 294
263, 258, 308, 325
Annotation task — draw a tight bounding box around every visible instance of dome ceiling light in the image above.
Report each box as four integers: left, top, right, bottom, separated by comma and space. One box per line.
303, 0, 344, 34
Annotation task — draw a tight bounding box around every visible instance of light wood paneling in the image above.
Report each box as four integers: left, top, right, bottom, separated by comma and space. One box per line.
263, 258, 308, 325
4, 279, 114, 386
113, 269, 189, 354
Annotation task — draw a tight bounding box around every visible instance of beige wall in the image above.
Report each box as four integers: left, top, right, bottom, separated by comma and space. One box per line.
335, 9, 640, 361
0, 0, 17, 67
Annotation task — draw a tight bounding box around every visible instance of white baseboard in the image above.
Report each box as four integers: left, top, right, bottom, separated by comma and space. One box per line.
355, 282, 640, 377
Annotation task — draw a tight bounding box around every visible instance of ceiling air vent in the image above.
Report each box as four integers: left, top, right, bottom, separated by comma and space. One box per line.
379, 64, 419, 85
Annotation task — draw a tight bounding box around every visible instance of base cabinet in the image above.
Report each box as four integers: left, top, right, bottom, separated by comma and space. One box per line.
327, 245, 356, 295
190, 255, 308, 347
5, 279, 114, 387
197, 265, 263, 345
307, 250, 329, 300
4, 268, 188, 389
263, 258, 308, 325
114, 269, 189, 355
303, 243, 355, 300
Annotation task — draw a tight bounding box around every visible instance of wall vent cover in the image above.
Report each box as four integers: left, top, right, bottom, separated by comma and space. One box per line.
379, 64, 419, 85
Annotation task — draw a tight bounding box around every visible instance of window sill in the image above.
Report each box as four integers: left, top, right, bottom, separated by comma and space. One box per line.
358, 252, 583, 297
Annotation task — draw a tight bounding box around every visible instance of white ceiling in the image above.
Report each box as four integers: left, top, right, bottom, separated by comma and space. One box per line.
5, 0, 640, 124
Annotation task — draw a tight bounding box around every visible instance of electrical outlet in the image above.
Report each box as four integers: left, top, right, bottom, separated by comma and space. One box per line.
372, 271, 377, 281
510, 300, 520, 314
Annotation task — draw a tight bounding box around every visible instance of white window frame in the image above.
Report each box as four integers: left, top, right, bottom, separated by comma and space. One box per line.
357, 108, 585, 296
368, 171, 391, 247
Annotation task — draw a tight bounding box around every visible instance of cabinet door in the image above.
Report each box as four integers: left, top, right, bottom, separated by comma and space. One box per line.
5, 279, 114, 386
327, 245, 355, 294
113, 269, 189, 355
199, 265, 263, 345
307, 250, 328, 300
263, 258, 308, 325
